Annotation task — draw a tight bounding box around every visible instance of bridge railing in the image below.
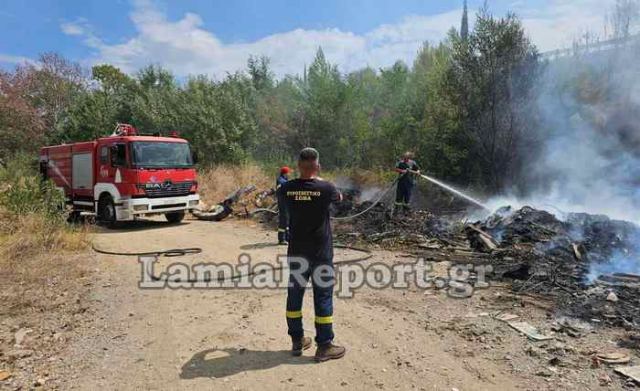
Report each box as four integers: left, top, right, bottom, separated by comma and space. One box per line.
541, 33, 640, 60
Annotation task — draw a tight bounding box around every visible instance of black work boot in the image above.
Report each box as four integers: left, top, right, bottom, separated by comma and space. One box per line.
314, 342, 346, 362
291, 336, 312, 356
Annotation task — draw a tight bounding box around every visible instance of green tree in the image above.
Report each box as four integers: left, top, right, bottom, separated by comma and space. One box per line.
448, 10, 541, 191
63, 64, 134, 141
295, 48, 348, 167
247, 55, 274, 91
413, 39, 470, 181
130, 65, 180, 132
177, 74, 256, 164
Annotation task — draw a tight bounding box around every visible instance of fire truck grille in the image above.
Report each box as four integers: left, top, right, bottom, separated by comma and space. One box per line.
142, 181, 194, 198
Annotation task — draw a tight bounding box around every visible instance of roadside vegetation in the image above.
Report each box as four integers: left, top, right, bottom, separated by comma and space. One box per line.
0, 155, 89, 313
0, 155, 91, 386
2, 4, 637, 199
0, 8, 543, 197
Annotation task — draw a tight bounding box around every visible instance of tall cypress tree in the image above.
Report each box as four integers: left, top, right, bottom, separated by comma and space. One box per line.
461, 0, 469, 40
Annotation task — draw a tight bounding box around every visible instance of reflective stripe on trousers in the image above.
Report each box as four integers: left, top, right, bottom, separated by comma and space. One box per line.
286, 254, 335, 345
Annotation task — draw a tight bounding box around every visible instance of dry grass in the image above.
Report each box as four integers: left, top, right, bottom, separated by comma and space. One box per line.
0, 163, 93, 386
197, 163, 273, 207
0, 212, 90, 314
0, 213, 89, 261
0, 211, 92, 389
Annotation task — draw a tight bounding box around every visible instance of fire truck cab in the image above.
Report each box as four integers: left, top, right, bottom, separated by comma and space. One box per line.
39, 124, 199, 226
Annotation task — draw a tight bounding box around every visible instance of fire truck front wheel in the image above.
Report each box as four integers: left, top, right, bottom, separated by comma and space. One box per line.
165, 211, 185, 224
98, 195, 118, 228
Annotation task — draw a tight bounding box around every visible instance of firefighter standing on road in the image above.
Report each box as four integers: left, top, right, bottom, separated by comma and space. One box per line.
276, 166, 291, 245
394, 151, 420, 211
281, 148, 346, 362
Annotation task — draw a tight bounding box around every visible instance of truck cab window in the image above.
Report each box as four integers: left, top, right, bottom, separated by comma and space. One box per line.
110, 144, 127, 167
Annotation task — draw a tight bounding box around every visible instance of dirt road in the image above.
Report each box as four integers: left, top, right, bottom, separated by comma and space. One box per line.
60, 218, 626, 390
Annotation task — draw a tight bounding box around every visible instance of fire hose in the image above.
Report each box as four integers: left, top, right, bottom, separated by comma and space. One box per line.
91, 245, 203, 257
249, 207, 278, 215
331, 178, 399, 221
91, 173, 486, 280
213, 170, 487, 222
92, 177, 392, 264
92, 243, 373, 282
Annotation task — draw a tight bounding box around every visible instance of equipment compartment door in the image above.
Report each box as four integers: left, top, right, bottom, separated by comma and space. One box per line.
72, 153, 93, 191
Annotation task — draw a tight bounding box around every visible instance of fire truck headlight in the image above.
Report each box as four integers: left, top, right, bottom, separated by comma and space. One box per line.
133, 204, 149, 211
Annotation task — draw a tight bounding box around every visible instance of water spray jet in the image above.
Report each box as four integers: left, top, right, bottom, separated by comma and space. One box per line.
409, 170, 490, 210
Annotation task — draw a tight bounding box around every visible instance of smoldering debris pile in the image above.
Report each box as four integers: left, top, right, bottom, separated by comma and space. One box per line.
466, 206, 640, 329
332, 182, 470, 247
334, 198, 640, 328
334, 201, 460, 248
251, 178, 640, 327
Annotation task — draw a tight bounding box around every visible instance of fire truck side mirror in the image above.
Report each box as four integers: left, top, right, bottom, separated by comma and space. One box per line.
110, 144, 127, 167
191, 151, 199, 165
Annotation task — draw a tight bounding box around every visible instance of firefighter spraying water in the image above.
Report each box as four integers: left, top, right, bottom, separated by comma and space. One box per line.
393, 151, 489, 212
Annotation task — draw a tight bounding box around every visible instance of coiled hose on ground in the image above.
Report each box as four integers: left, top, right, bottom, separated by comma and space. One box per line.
92, 180, 398, 279
92, 242, 373, 282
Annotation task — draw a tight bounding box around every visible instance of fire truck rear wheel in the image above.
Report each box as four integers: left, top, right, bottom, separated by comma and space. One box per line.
165, 211, 185, 224
98, 195, 118, 228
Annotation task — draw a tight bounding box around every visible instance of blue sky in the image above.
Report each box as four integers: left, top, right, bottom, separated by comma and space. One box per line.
0, 0, 613, 77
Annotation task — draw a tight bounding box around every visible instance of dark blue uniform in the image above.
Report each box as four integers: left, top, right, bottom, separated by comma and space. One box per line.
281, 178, 341, 345
395, 159, 420, 209
276, 174, 289, 243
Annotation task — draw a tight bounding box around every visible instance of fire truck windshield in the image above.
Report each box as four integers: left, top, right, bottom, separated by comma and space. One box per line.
131, 141, 193, 168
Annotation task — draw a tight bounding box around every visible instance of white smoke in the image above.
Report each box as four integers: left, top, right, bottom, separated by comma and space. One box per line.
588, 250, 640, 281
360, 186, 383, 202
481, 24, 640, 279
333, 176, 385, 203
490, 35, 640, 225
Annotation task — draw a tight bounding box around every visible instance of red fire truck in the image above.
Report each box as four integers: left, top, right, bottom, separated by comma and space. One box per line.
39, 124, 199, 226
